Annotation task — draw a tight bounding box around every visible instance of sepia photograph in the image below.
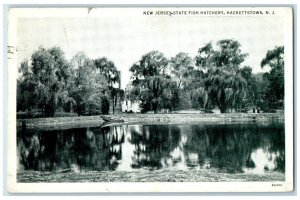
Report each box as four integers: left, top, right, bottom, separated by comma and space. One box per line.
6, 7, 293, 193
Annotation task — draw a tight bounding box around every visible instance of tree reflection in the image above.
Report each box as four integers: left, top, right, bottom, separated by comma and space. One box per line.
183, 123, 285, 173
129, 125, 181, 169
17, 122, 285, 174
17, 125, 125, 172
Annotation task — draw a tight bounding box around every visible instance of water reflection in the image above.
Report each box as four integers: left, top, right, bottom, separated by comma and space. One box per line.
17, 123, 285, 174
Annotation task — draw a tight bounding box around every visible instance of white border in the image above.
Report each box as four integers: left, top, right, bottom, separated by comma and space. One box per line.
5, 7, 294, 193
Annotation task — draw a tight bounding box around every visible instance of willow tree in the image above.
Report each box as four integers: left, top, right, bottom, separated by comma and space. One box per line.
129, 51, 170, 113
94, 57, 121, 114
261, 46, 284, 109
17, 61, 36, 112
18, 47, 72, 117
195, 40, 249, 113
238, 66, 258, 107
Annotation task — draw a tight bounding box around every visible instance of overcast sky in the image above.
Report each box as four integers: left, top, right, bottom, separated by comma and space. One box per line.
16, 14, 284, 89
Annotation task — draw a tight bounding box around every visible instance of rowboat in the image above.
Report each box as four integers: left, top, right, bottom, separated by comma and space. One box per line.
101, 116, 124, 122
100, 120, 125, 128
100, 116, 125, 128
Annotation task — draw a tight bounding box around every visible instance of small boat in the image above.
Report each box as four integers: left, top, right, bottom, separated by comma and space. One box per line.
101, 116, 124, 122
100, 115, 125, 128
100, 120, 125, 128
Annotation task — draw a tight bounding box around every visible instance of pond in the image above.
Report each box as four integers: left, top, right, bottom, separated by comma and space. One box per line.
17, 122, 285, 175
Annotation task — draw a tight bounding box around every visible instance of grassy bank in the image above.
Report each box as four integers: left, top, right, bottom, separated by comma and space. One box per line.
111, 113, 284, 124
17, 169, 285, 182
17, 113, 284, 129
17, 115, 105, 129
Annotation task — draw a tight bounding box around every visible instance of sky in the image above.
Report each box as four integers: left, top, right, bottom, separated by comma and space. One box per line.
16, 12, 284, 89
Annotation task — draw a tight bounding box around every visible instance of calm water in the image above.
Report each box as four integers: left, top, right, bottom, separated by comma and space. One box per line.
17, 123, 285, 174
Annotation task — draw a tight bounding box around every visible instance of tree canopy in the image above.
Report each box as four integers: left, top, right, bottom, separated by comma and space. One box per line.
17, 41, 285, 117
261, 46, 284, 108
129, 51, 171, 113
70, 52, 109, 115
18, 47, 72, 117
194, 40, 249, 113
17, 47, 122, 117
94, 57, 122, 114
126, 40, 284, 113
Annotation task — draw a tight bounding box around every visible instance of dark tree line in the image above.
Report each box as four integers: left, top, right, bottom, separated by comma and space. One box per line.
128, 39, 284, 113
17, 47, 122, 117
17, 40, 284, 117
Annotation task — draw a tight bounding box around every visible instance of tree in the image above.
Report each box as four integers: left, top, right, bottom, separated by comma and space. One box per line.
195, 40, 249, 113
224, 73, 247, 112
238, 66, 258, 108
18, 47, 72, 117
254, 72, 273, 112
129, 51, 170, 113
17, 61, 36, 112
100, 96, 110, 115
94, 57, 121, 114
170, 52, 194, 89
71, 52, 108, 115
168, 53, 195, 111
261, 46, 284, 109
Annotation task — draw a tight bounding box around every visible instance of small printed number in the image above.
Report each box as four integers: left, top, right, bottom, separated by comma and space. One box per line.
272, 184, 282, 186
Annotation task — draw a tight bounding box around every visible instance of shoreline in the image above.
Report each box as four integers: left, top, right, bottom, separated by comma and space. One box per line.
17, 113, 284, 129
16, 114, 285, 183
17, 169, 285, 182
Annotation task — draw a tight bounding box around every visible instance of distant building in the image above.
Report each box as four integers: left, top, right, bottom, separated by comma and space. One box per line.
122, 100, 141, 113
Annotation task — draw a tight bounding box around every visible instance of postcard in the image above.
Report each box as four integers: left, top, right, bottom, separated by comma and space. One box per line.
6, 7, 293, 193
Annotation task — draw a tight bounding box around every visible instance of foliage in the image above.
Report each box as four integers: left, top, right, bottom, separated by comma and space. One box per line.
17, 42, 285, 117
261, 46, 284, 109
94, 57, 122, 114
169, 53, 195, 111
130, 51, 170, 113
17, 61, 36, 111
170, 52, 194, 89
18, 47, 72, 117
70, 52, 108, 115
195, 40, 249, 113
238, 66, 257, 106
17, 48, 114, 117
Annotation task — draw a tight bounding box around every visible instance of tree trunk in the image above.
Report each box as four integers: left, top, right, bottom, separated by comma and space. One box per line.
218, 90, 227, 113
218, 101, 227, 113
220, 106, 226, 113
153, 102, 158, 114
112, 96, 115, 114
44, 104, 55, 117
